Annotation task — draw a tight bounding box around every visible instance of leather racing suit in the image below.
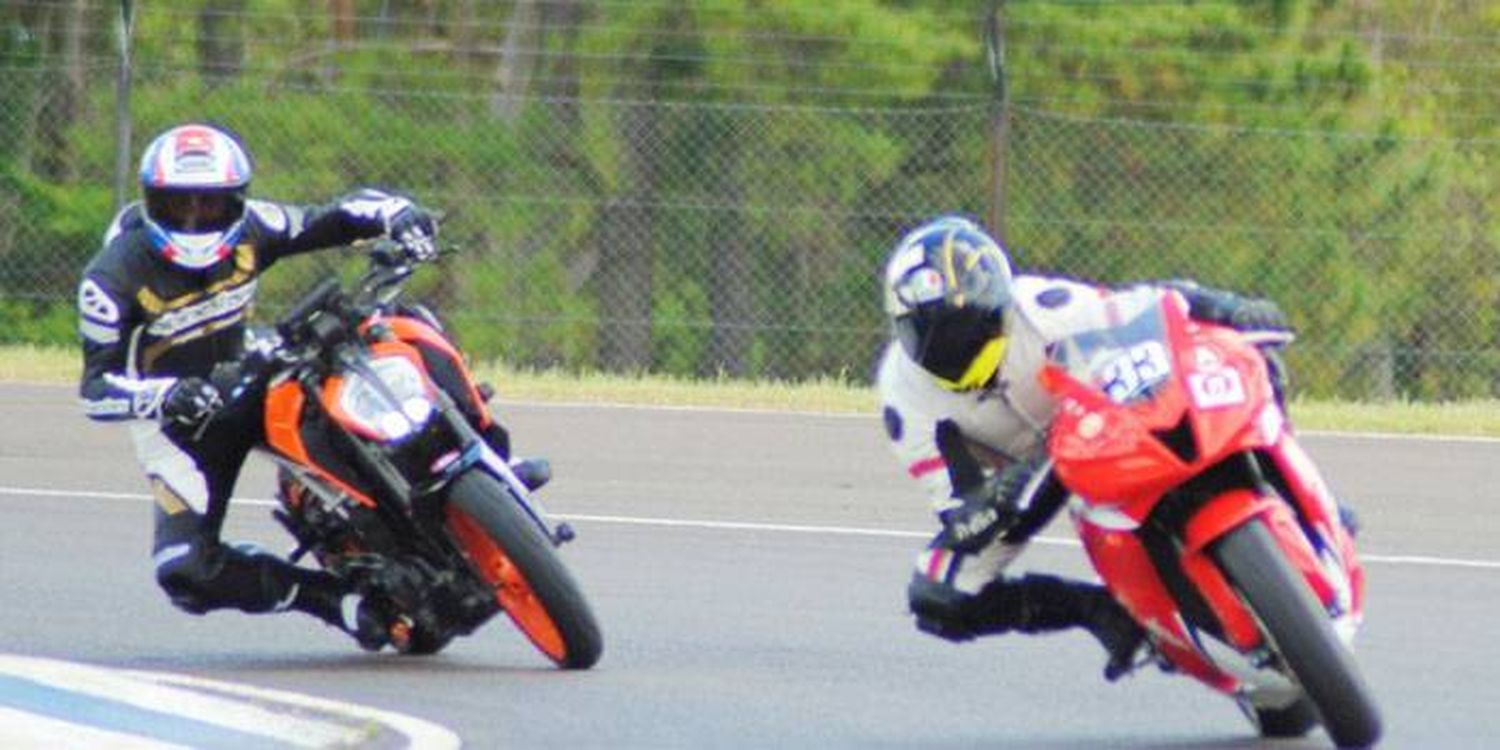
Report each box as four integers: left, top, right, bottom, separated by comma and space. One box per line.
878, 276, 1174, 677
77, 190, 475, 632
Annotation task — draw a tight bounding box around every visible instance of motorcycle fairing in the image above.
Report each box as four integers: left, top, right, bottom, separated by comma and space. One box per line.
1043, 294, 1280, 511
1045, 289, 1364, 699
265, 379, 378, 508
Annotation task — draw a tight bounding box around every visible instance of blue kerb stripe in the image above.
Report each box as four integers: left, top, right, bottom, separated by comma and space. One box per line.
0, 674, 302, 750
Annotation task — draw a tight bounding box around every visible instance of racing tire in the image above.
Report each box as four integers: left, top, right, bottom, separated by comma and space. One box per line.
445, 470, 603, 669
1244, 696, 1320, 738
1213, 519, 1381, 748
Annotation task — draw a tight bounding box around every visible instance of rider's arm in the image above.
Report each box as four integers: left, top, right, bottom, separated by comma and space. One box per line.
878, 394, 985, 516
254, 189, 430, 263
77, 269, 175, 422
1153, 279, 1290, 333
877, 349, 1025, 549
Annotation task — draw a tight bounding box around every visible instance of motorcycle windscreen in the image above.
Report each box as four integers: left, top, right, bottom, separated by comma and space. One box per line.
1049, 292, 1175, 405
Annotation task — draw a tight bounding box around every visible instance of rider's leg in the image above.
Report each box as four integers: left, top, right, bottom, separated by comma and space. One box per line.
908, 536, 1145, 681
137, 414, 392, 650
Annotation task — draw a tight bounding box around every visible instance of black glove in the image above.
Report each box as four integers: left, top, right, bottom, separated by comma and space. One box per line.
937, 460, 1037, 553
160, 377, 223, 427
388, 205, 438, 262
1226, 298, 1290, 333
1165, 280, 1290, 333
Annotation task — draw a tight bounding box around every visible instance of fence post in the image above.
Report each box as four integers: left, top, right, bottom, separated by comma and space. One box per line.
983, 0, 1008, 247
112, 0, 134, 210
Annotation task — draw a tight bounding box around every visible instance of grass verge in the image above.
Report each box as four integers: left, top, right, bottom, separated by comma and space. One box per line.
8, 345, 1497, 437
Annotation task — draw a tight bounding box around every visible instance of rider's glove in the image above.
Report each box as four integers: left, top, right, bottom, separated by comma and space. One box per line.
935, 461, 1036, 554
388, 205, 438, 263
1164, 280, 1291, 333
1226, 298, 1290, 333
160, 377, 223, 428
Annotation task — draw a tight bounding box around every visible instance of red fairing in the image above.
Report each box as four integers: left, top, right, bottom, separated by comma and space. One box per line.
1263, 435, 1367, 616
1045, 298, 1279, 513
1041, 288, 1366, 701
1075, 520, 1237, 693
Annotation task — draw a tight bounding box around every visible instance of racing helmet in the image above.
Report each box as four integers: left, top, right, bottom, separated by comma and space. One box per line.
883, 216, 1014, 391
138, 123, 252, 270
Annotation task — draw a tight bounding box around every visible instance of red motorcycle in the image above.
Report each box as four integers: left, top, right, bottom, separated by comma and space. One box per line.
1039, 287, 1381, 747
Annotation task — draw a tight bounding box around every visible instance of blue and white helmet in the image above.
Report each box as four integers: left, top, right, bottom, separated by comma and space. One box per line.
138, 123, 252, 270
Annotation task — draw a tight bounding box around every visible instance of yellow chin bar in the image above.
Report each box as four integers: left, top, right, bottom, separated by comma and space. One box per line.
934, 336, 1008, 392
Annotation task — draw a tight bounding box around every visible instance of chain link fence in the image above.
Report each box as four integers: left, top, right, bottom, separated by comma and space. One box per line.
2, 2, 1496, 400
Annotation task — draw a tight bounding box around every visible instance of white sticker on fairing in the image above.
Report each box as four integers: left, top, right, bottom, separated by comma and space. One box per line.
78, 278, 120, 324
1188, 369, 1246, 409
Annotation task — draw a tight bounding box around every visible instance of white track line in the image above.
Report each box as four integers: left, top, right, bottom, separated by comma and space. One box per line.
2, 485, 1496, 570
0, 655, 458, 749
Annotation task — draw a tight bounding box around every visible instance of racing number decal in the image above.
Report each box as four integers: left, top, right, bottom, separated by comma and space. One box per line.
1188, 369, 1246, 409
1097, 341, 1170, 403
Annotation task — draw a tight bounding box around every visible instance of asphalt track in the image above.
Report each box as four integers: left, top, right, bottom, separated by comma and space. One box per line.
1, 382, 1497, 748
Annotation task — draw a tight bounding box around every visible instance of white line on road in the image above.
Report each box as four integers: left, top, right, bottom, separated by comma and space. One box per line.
3, 484, 1497, 570
0, 654, 459, 749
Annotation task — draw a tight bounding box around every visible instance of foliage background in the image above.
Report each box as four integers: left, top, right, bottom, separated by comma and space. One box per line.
1, 1, 1496, 400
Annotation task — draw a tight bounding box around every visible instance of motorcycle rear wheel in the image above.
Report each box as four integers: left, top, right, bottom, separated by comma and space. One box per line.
1213, 519, 1381, 748
445, 470, 603, 669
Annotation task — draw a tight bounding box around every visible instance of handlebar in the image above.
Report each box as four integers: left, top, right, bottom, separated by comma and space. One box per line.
278, 277, 341, 338
276, 240, 420, 343
187, 242, 437, 441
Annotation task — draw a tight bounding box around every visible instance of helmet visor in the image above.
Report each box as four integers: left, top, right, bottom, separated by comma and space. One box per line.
147, 189, 243, 234
896, 305, 1006, 388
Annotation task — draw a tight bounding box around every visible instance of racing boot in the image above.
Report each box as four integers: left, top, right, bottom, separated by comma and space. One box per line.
287, 574, 395, 651
961, 573, 1146, 681
480, 421, 551, 491
1070, 584, 1149, 681
338, 593, 399, 652
509, 457, 552, 492
1337, 501, 1361, 539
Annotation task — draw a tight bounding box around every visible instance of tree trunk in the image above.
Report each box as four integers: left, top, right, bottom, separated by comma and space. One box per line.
539, 0, 586, 130
595, 98, 662, 371
331, 0, 355, 43
197, 0, 245, 86
35, 0, 85, 181
703, 117, 752, 377
491, 0, 540, 121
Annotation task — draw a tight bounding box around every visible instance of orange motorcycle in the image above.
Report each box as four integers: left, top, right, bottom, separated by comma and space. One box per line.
222, 244, 601, 668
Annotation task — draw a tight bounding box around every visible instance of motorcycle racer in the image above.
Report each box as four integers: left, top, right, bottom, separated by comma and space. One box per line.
76, 122, 543, 650
877, 215, 1301, 680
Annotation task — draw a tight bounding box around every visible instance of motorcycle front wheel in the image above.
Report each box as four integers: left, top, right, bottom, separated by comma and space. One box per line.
1213, 519, 1381, 748
445, 470, 603, 669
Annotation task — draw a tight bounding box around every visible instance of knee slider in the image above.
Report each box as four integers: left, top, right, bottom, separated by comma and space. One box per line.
155, 541, 226, 615
908, 575, 979, 641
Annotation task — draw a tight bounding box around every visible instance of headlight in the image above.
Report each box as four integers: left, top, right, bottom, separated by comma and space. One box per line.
335, 356, 433, 441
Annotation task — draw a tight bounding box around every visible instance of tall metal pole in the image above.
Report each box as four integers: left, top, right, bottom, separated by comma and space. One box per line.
112, 0, 134, 210
984, 0, 1008, 247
